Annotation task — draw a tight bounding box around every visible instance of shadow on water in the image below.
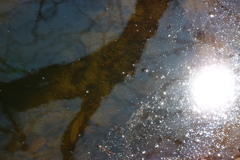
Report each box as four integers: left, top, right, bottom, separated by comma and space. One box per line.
0, 0, 172, 159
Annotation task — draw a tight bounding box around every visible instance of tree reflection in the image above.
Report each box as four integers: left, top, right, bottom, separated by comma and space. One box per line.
0, 0, 171, 159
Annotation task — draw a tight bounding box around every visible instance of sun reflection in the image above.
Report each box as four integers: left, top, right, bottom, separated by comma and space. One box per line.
191, 65, 235, 112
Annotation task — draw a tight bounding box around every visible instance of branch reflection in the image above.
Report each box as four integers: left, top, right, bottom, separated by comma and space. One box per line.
0, 0, 171, 159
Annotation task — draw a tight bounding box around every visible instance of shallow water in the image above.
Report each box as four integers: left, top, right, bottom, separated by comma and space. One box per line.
0, 0, 240, 159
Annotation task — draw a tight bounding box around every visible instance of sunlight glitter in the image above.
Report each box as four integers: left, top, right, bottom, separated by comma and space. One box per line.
191, 65, 235, 112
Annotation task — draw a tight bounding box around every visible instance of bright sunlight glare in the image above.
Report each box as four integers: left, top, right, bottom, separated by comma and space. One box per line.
191, 65, 235, 112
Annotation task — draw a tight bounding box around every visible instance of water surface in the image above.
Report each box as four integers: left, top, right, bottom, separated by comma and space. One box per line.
0, 0, 240, 159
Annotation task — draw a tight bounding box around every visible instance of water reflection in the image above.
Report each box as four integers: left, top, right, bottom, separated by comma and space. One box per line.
0, 0, 240, 159
0, 0, 171, 159
98, 0, 240, 159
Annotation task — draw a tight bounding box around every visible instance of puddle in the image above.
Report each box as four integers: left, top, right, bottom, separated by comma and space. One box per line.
0, 0, 240, 159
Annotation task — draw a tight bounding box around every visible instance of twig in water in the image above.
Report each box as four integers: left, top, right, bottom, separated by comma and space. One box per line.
97, 144, 115, 158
